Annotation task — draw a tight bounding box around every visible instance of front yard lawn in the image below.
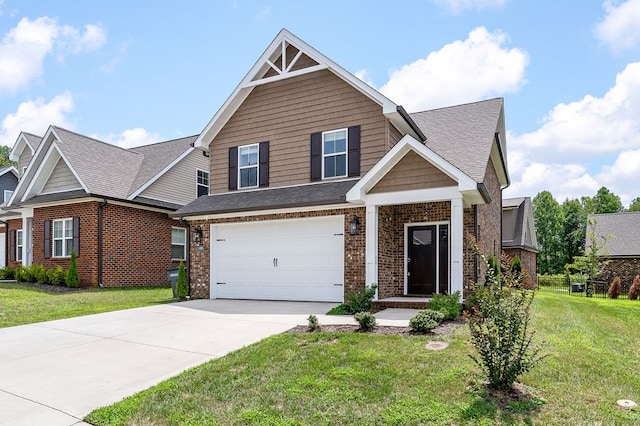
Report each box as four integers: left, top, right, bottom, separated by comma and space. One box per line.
87, 292, 640, 425
0, 283, 174, 328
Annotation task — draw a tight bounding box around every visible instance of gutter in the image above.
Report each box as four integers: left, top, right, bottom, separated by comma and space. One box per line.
97, 199, 107, 287
397, 106, 426, 142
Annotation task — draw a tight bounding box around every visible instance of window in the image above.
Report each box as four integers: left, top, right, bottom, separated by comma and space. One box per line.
16, 230, 23, 262
3, 190, 13, 203
238, 144, 259, 188
322, 129, 347, 179
53, 218, 74, 257
196, 169, 209, 197
172, 227, 187, 260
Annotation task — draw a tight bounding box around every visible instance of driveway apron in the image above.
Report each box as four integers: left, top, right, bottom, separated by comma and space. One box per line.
0, 299, 338, 425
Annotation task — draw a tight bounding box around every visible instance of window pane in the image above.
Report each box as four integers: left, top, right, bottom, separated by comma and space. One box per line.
65, 239, 74, 256
335, 154, 346, 176
324, 139, 335, 155
239, 145, 258, 167
240, 167, 257, 188
54, 240, 63, 257
54, 221, 63, 238
335, 131, 347, 152
324, 157, 335, 178
197, 170, 209, 186
197, 184, 208, 197
64, 219, 73, 238
172, 228, 185, 244
172, 245, 185, 260
17, 231, 22, 246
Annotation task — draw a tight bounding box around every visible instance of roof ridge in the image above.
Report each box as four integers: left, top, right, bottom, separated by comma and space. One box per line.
409, 97, 503, 115
128, 134, 199, 150
52, 126, 142, 156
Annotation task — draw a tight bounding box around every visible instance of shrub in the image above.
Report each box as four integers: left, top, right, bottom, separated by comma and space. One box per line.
510, 256, 522, 274
429, 292, 462, 320
16, 266, 37, 283
66, 250, 80, 288
486, 255, 499, 284
0, 266, 16, 280
354, 311, 376, 332
629, 275, 640, 300
49, 266, 67, 287
468, 239, 545, 390
327, 284, 378, 315
31, 264, 48, 284
607, 276, 621, 299
175, 260, 188, 299
307, 314, 320, 332
409, 309, 445, 333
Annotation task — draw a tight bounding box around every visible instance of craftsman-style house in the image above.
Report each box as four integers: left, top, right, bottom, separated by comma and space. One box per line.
174, 29, 509, 304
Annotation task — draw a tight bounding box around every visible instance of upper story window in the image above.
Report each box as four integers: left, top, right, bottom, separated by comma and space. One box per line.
171, 227, 186, 260
3, 190, 13, 203
53, 218, 74, 257
16, 229, 23, 262
322, 129, 347, 179
196, 169, 209, 197
238, 144, 259, 189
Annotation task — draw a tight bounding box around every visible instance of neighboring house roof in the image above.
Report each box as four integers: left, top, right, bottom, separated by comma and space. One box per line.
194, 28, 425, 150
10, 126, 199, 210
0, 166, 18, 179
9, 132, 42, 161
174, 179, 358, 217
410, 98, 508, 186
503, 196, 538, 252
587, 212, 640, 257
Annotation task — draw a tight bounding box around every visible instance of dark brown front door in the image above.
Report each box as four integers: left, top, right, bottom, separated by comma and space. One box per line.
407, 225, 437, 295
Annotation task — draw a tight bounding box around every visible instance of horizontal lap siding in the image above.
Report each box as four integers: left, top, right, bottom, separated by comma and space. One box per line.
210, 70, 388, 193
369, 151, 456, 193
139, 150, 209, 205
41, 159, 82, 194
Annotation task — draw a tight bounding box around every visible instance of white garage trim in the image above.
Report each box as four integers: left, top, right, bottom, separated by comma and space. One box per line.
210, 216, 345, 302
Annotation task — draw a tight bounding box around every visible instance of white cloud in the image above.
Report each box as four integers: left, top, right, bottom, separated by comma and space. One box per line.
431, 0, 508, 14
596, 0, 640, 51
0, 92, 75, 147
505, 62, 640, 205
0, 16, 106, 93
379, 27, 528, 112
101, 128, 161, 148
354, 69, 374, 87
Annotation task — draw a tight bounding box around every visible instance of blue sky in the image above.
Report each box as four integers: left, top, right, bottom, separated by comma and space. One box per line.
1, 0, 640, 205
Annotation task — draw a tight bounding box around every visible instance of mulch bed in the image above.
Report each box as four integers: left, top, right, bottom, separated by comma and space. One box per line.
288, 318, 465, 336
4, 281, 87, 293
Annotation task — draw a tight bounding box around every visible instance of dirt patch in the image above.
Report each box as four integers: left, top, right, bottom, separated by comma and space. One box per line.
477, 381, 545, 411
288, 318, 465, 336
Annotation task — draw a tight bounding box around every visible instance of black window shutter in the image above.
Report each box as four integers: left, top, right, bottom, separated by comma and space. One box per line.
259, 141, 269, 187
44, 220, 51, 259
73, 217, 80, 256
348, 125, 361, 177
310, 132, 322, 181
9, 230, 15, 262
228, 146, 238, 190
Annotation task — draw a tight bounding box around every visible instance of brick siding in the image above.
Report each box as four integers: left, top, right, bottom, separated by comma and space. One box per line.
504, 248, 537, 284
600, 258, 640, 294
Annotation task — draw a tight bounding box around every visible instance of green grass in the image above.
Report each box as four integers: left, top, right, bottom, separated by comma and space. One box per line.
0, 283, 174, 328
86, 292, 640, 425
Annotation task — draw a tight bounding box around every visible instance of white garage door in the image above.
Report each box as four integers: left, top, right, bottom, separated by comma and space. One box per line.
210, 216, 344, 302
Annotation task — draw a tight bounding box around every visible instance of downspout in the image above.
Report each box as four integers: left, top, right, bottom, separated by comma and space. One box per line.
97, 199, 107, 288
473, 204, 478, 284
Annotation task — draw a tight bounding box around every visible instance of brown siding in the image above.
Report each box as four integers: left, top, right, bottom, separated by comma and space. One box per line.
369, 151, 456, 194
389, 122, 403, 149
187, 208, 366, 300
210, 70, 388, 193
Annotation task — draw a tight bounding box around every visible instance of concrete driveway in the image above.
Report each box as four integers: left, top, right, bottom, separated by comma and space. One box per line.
0, 300, 416, 425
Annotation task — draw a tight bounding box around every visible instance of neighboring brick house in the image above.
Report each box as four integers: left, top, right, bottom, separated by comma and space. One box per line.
502, 197, 538, 282
0, 166, 19, 267
588, 212, 640, 293
173, 29, 510, 304
4, 126, 209, 287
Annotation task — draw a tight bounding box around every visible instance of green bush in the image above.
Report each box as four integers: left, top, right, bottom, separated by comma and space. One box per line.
16, 266, 37, 283
327, 284, 378, 315
409, 309, 445, 333
49, 266, 67, 286
510, 256, 522, 274
66, 250, 80, 288
175, 261, 188, 299
354, 311, 376, 332
31, 264, 49, 284
0, 266, 16, 280
429, 291, 462, 320
307, 314, 320, 332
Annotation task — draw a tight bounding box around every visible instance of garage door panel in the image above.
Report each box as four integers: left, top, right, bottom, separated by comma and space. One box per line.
211, 216, 344, 302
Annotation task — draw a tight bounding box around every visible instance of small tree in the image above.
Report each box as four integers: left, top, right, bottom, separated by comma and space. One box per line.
607, 276, 621, 299
628, 275, 640, 300
175, 260, 188, 299
567, 219, 611, 297
66, 250, 80, 288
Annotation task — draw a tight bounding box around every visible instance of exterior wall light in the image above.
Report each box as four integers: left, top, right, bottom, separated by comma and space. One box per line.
349, 215, 360, 236
193, 226, 203, 245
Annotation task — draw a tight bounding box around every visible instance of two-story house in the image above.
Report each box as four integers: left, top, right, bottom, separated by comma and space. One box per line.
5, 126, 209, 286
174, 29, 509, 305
0, 165, 19, 267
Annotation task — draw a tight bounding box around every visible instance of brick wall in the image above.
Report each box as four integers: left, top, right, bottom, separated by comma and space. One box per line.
188, 208, 366, 299
600, 258, 640, 293
504, 248, 537, 284
474, 159, 503, 289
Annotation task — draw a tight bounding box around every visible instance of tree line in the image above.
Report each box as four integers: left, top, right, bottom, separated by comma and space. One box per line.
532, 187, 640, 275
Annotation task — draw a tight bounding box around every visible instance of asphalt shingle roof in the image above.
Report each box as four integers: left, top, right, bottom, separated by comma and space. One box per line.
588, 212, 640, 257
503, 197, 538, 251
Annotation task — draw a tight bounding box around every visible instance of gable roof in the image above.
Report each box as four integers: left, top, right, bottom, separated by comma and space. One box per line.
410, 98, 508, 186
587, 212, 640, 257
0, 166, 18, 179
10, 125, 198, 210
503, 196, 538, 252
194, 28, 424, 150
9, 132, 42, 162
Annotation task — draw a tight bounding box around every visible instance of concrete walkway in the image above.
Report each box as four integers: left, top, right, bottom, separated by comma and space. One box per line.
0, 300, 417, 425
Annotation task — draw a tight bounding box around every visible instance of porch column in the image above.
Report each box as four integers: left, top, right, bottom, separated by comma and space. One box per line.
365, 204, 378, 300
21, 209, 33, 266
451, 197, 463, 301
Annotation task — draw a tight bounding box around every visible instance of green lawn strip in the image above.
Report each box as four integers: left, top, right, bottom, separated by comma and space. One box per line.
86, 292, 640, 425
0, 283, 174, 328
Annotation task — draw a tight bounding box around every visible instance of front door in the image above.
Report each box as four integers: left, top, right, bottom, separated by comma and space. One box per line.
407, 225, 437, 294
